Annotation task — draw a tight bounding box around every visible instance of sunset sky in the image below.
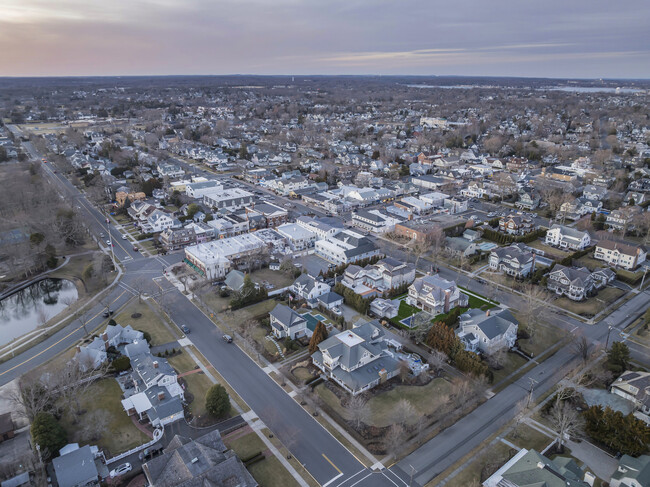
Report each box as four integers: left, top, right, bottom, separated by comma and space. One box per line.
1, 0, 648, 78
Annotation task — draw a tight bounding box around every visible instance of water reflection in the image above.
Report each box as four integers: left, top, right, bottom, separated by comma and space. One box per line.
0, 278, 78, 346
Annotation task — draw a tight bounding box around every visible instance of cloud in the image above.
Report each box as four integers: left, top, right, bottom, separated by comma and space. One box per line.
0, 0, 648, 77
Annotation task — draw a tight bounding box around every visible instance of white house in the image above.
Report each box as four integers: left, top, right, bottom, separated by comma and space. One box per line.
406, 274, 468, 315
545, 224, 591, 250
314, 229, 381, 265
269, 304, 308, 340
290, 274, 331, 301
457, 308, 518, 354
141, 210, 174, 233
276, 223, 317, 251
594, 240, 647, 270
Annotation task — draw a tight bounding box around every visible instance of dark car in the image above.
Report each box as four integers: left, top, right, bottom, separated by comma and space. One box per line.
222, 334, 233, 343
181, 325, 190, 334
102, 310, 114, 318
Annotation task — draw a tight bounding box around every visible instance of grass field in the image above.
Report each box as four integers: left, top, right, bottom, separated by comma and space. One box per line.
527, 240, 572, 260
518, 322, 566, 358
113, 300, 177, 346
553, 286, 625, 317
225, 431, 299, 487
505, 424, 552, 452
316, 377, 453, 428
490, 351, 529, 385
58, 378, 149, 456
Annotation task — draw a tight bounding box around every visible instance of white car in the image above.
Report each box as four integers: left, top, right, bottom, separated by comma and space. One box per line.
105, 240, 111, 245
122, 234, 128, 240
109, 462, 132, 478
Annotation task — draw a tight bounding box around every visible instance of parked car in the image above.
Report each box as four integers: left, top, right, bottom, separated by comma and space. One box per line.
181, 324, 190, 334
222, 334, 233, 343
109, 463, 132, 478
122, 234, 128, 240
133, 246, 139, 252
102, 310, 114, 318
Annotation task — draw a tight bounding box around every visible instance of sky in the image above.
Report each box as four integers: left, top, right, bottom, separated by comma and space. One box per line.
0, 0, 649, 78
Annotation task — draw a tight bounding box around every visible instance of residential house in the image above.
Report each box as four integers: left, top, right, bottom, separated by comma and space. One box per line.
460, 181, 489, 199
314, 229, 381, 265
583, 184, 608, 200
489, 244, 536, 278
157, 163, 184, 178
606, 206, 642, 231
290, 274, 331, 301
610, 455, 650, 487
610, 371, 650, 420
185, 180, 223, 199
52, 445, 100, 487
592, 267, 616, 287
269, 304, 308, 340
296, 216, 343, 239
184, 233, 267, 279
595, 240, 647, 270
311, 321, 401, 395
483, 449, 591, 487
141, 210, 175, 233
248, 202, 288, 227
317, 292, 344, 311
458, 308, 518, 354
224, 269, 246, 291
159, 227, 196, 251
545, 224, 591, 250
516, 189, 540, 210
546, 265, 594, 301
499, 214, 534, 236
369, 298, 399, 319
76, 324, 144, 370
406, 274, 468, 314
142, 430, 257, 487
343, 257, 415, 296
445, 237, 480, 258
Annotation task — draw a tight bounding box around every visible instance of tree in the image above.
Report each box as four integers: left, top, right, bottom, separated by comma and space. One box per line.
549, 400, 584, 453
571, 333, 590, 364
31, 412, 67, 461
519, 284, 551, 343
186, 203, 200, 219
308, 321, 328, 354
346, 395, 368, 429
382, 424, 406, 456
607, 342, 630, 374
584, 406, 650, 456
111, 356, 131, 373
394, 399, 416, 426
205, 384, 230, 418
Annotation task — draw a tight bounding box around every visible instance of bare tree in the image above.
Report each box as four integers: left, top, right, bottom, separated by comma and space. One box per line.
394, 399, 416, 427
81, 409, 110, 442
9, 375, 56, 422
571, 333, 590, 364
428, 350, 448, 376
346, 395, 368, 429
382, 424, 406, 456
519, 284, 551, 342
36, 306, 49, 328
131, 276, 148, 303
549, 400, 584, 453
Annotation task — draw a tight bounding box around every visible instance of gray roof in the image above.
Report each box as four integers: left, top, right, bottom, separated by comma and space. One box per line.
52, 445, 99, 487
500, 449, 588, 487
317, 321, 385, 370
132, 354, 176, 385
460, 308, 518, 340
270, 304, 306, 329
318, 292, 343, 305
143, 430, 257, 487
224, 270, 246, 291
611, 454, 650, 486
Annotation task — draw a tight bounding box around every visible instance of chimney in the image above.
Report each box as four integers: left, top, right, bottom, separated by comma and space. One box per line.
153, 361, 159, 368
486, 309, 490, 317
76, 345, 81, 353
102, 332, 108, 342
158, 391, 165, 401
444, 289, 450, 313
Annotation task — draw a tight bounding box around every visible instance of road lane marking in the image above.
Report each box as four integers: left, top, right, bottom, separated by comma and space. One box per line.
347, 472, 373, 487
322, 454, 342, 474
334, 469, 366, 487
383, 469, 408, 487
381, 472, 400, 487
0, 290, 128, 377
322, 473, 344, 487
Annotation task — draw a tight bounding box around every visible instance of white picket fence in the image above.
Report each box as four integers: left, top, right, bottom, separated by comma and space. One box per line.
106, 427, 163, 465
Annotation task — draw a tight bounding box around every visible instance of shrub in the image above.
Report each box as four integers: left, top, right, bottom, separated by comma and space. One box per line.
111, 356, 131, 372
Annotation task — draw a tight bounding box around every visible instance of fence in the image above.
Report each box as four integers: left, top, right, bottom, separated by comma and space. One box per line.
106, 427, 163, 465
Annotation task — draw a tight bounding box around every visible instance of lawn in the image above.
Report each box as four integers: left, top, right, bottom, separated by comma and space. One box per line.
396, 299, 419, 322
527, 240, 572, 260
445, 441, 514, 487
249, 267, 295, 290
49, 251, 107, 296
221, 299, 279, 328
553, 287, 625, 317
58, 378, 149, 456
113, 300, 177, 346
225, 431, 300, 487
505, 424, 552, 452
490, 351, 529, 386
518, 322, 566, 358
458, 286, 499, 308
184, 372, 231, 423
291, 367, 315, 383
315, 377, 453, 428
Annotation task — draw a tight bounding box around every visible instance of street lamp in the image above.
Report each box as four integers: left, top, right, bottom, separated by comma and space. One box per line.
605, 324, 614, 350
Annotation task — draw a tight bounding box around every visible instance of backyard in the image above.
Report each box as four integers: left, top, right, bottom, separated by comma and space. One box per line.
527, 240, 572, 260
58, 378, 149, 456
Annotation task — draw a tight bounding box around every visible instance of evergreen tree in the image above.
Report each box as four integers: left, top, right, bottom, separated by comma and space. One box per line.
607, 342, 630, 374
31, 412, 67, 460
205, 384, 230, 418
308, 321, 328, 354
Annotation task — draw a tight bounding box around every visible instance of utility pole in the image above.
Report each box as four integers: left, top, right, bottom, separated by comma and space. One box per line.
526, 377, 538, 408
639, 267, 648, 291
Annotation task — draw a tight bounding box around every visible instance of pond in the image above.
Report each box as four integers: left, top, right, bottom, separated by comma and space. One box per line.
0, 278, 78, 347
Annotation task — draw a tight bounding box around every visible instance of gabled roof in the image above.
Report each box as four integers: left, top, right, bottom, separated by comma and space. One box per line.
270, 304, 306, 329
460, 308, 518, 340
